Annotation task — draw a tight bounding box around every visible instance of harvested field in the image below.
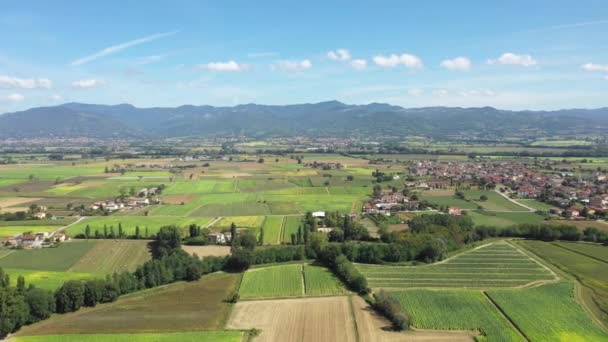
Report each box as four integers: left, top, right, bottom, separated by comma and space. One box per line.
226, 296, 357, 342
12, 331, 243, 342
68, 240, 152, 274
16, 272, 240, 335
162, 194, 197, 204
0, 197, 41, 209
0, 240, 96, 271
181, 245, 231, 257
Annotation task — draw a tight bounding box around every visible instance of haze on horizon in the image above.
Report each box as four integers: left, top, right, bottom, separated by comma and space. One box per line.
1, 0, 607, 112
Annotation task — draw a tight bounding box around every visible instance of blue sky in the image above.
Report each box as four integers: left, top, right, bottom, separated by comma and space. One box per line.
1, 0, 607, 112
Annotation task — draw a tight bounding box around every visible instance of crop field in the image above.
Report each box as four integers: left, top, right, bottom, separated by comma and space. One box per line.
463, 190, 528, 211
162, 179, 236, 195
226, 296, 358, 342
519, 240, 608, 324
419, 193, 479, 209
281, 216, 302, 243
214, 215, 266, 229
552, 241, 608, 262
66, 216, 214, 236
0, 225, 58, 237
547, 219, 608, 232
518, 199, 556, 211
239, 264, 304, 299
12, 331, 243, 342
181, 245, 231, 257
4, 268, 96, 290
303, 265, 348, 296
16, 272, 240, 335
467, 210, 545, 227
356, 241, 556, 289
390, 289, 522, 341
488, 282, 608, 341
261, 215, 283, 244
68, 240, 152, 274
0, 240, 96, 271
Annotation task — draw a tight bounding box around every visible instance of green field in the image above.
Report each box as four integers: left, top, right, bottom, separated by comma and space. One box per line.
0, 225, 58, 237
419, 194, 478, 209
281, 216, 302, 243
518, 199, 556, 211
239, 264, 304, 299
214, 215, 266, 229
463, 190, 528, 212
467, 210, 545, 228
68, 240, 152, 274
303, 265, 348, 296
357, 241, 555, 289
67, 216, 214, 237
4, 268, 96, 290
552, 241, 608, 262
488, 282, 608, 342
162, 179, 236, 195
12, 331, 242, 342
0, 240, 96, 271
390, 289, 523, 342
261, 216, 284, 244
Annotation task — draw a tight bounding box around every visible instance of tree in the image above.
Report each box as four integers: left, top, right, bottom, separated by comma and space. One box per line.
346, 175, 354, 181
84, 225, 91, 239
258, 227, 265, 245
230, 223, 237, 247
135, 226, 141, 239
25, 287, 55, 322
291, 233, 296, 245
479, 195, 488, 201
238, 232, 257, 251
258, 158, 265, 163
155, 225, 182, 257
373, 184, 382, 197
55, 280, 85, 313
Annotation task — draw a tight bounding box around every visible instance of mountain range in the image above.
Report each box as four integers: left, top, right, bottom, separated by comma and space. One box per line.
1, 101, 607, 139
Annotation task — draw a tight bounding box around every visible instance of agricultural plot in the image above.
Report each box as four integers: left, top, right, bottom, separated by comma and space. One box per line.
419, 194, 478, 209
66, 216, 214, 237
214, 216, 266, 229
47, 180, 162, 198
488, 282, 608, 341
467, 210, 545, 228
357, 242, 556, 289
518, 199, 556, 211
16, 273, 240, 335
181, 245, 231, 257
4, 268, 96, 291
261, 216, 284, 244
0, 240, 96, 271
0, 225, 58, 238
12, 331, 243, 342
390, 289, 523, 342
281, 216, 302, 243
237, 178, 294, 192
463, 190, 528, 212
68, 240, 152, 274
239, 264, 304, 299
552, 241, 608, 262
162, 179, 236, 195
226, 296, 357, 342
303, 265, 348, 296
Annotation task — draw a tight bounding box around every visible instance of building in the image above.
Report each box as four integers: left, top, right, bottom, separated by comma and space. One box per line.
448, 207, 463, 216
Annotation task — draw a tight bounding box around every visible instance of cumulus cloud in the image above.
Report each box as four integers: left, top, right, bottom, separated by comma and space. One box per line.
581, 63, 608, 72
373, 53, 423, 69
271, 59, 312, 72
0, 75, 52, 89
70, 30, 178, 66
433, 89, 449, 97
488, 53, 538, 67
440, 57, 472, 71
197, 61, 250, 72
5, 93, 25, 102
49, 94, 63, 102
407, 88, 424, 97
327, 49, 351, 61
349, 59, 368, 70
72, 79, 105, 89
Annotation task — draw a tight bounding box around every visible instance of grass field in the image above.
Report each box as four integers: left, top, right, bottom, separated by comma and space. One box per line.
419, 194, 478, 209
68, 240, 152, 274
66, 217, 214, 237
519, 199, 556, 211
0, 241, 96, 271
16, 272, 240, 335
467, 210, 545, 228
214, 216, 266, 229
0, 225, 58, 237
281, 216, 302, 243
488, 282, 608, 342
552, 241, 608, 262
4, 268, 96, 290
12, 331, 243, 342
390, 289, 523, 342
463, 190, 528, 211
547, 219, 608, 233
303, 265, 348, 296
519, 240, 608, 325
261, 216, 283, 244
239, 264, 304, 299
357, 241, 556, 289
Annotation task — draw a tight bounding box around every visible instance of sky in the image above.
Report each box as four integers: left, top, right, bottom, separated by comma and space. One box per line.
1, 0, 607, 112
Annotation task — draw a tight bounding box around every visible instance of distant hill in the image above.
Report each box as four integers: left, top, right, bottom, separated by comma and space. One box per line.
1, 101, 607, 139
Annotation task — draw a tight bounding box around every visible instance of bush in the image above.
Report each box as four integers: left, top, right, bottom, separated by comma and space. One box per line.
373, 290, 409, 331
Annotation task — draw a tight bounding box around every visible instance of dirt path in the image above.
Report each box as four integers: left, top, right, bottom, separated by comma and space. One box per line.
50, 216, 87, 237
494, 189, 535, 212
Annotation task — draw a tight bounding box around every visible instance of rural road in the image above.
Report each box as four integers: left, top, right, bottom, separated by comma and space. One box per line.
494, 189, 535, 212
51, 216, 87, 237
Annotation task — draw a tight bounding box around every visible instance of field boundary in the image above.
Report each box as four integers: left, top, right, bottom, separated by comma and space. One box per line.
482, 291, 530, 342
505, 240, 560, 288
551, 242, 608, 265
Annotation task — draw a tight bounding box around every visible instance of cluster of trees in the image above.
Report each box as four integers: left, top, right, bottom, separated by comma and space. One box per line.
319, 245, 369, 294
0, 225, 225, 338
372, 290, 409, 331
476, 223, 608, 244
81, 223, 151, 240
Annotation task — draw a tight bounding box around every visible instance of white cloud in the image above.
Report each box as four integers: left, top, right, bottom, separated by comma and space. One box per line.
72, 79, 105, 89
433, 89, 449, 97
49, 94, 63, 102
327, 49, 351, 61
349, 59, 367, 70
197, 61, 250, 72
407, 88, 424, 97
440, 57, 472, 71
0, 75, 52, 89
271, 59, 312, 72
373, 53, 423, 69
5, 93, 24, 102
135, 54, 167, 65
488, 53, 538, 67
581, 63, 608, 72
70, 30, 179, 66
459, 89, 496, 97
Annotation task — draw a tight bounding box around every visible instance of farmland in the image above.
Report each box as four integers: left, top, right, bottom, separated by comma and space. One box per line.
357, 241, 556, 289
0, 241, 96, 271
552, 241, 608, 262
66, 216, 215, 236
3, 268, 96, 291
467, 210, 545, 228
390, 289, 524, 341
68, 240, 152, 274
260, 215, 284, 244
462, 190, 528, 212
239, 263, 347, 299
12, 331, 243, 342
487, 282, 608, 341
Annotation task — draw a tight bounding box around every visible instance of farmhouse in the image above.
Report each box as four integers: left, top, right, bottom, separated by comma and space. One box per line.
448, 207, 463, 216
207, 232, 232, 244
564, 207, 580, 218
